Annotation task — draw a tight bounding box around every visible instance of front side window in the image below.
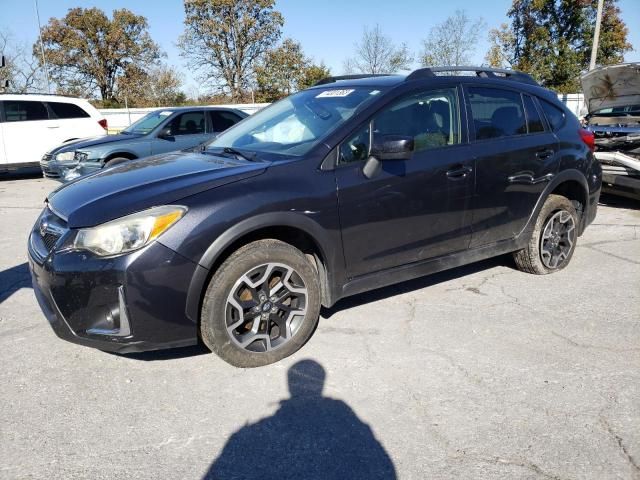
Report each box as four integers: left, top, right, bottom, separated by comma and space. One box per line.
3, 101, 49, 122
468, 87, 526, 140
339, 87, 461, 164
167, 111, 205, 136
207, 87, 384, 157
48, 102, 90, 119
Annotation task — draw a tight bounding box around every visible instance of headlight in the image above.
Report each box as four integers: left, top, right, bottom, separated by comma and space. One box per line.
73, 205, 186, 256
55, 151, 76, 162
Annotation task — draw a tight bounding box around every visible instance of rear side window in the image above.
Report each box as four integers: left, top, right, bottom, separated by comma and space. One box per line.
539, 100, 566, 131
48, 102, 90, 119
210, 111, 242, 132
468, 87, 526, 140
3, 101, 49, 122
523, 95, 544, 133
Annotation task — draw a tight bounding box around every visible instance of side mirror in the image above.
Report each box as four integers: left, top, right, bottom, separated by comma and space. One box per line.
371, 135, 414, 161
158, 126, 173, 139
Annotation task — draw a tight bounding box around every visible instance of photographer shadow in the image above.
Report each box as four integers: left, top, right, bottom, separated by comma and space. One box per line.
204, 359, 396, 480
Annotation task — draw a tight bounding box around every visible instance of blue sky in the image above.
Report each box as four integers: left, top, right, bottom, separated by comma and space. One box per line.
3, 0, 639, 94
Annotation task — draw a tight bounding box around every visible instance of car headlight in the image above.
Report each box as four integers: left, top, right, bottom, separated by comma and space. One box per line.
73, 205, 186, 256
55, 151, 76, 162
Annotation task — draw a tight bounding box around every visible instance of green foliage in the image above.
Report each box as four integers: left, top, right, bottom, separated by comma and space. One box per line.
37, 7, 162, 101
254, 38, 330, 102
485, 0, 632, 93
179, 0, 284, 101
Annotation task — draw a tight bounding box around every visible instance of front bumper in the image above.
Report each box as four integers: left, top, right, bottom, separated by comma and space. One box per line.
28, 211, 202, 353
40, 157, 102, 182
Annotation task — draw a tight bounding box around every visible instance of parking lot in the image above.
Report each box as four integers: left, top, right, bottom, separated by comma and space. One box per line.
0, 175, 638, 479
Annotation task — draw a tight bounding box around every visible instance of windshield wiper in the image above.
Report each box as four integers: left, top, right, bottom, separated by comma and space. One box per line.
221, 147, 257, 162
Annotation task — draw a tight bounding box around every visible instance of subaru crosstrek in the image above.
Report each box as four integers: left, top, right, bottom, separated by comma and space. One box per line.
28, 67, 601, 367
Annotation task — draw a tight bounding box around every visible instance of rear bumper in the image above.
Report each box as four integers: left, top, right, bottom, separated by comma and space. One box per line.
28, 230, 201, 353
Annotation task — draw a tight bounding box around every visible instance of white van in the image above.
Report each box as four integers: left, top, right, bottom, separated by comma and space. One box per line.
0, 94, 107, 173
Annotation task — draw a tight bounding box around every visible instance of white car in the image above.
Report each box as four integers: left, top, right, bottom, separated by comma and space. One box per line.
0, 94, 107, 174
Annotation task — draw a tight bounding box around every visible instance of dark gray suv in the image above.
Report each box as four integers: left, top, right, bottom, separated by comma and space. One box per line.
28, 67, 601, 367
40, 106, 247, 181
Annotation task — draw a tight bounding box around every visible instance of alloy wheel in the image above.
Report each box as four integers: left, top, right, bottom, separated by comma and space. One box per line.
540, 210, 576, 269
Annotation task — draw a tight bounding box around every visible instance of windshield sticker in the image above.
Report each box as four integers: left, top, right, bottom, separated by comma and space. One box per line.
316, 89, 355, 98
159, 111, 172, 116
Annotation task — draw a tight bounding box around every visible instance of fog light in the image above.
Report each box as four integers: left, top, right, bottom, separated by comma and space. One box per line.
86, 286, 131, 337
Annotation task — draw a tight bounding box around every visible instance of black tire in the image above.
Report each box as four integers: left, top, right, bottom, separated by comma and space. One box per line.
201, 239, 321, 368
104, 157, 131, 168
513, 194, 579, 274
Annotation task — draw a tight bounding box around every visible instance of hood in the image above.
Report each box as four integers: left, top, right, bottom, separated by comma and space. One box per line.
50, 133, 144, 154
48, 151, 269, 228
580, 63, 640, 114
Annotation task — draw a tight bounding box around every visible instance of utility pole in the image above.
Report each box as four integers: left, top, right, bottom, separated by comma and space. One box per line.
34, 0, 51, 93
589, 0, 604, 71
1, 55, 8, 92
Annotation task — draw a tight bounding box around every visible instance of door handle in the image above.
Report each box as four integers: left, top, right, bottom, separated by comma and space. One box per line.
446, 165, 473, 179
536, 149, 554, 160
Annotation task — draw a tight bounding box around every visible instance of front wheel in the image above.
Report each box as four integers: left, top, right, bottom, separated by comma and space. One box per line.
200, 239, 321, 367
513, 194, 579, 274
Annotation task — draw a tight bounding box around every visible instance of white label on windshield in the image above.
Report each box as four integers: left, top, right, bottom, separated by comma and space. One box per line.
159, 111, 172, 116
316, 89, 354, 98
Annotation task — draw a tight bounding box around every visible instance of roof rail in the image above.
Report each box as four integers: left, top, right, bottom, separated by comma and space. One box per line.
0, 92, 81, 98
405, 66, 539, 86
313, 74, 392, 86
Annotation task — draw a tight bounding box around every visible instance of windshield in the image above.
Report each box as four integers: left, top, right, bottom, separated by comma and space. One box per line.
123, 110, 174, 135
591, 105, 640, 117
207, 87, 384, 156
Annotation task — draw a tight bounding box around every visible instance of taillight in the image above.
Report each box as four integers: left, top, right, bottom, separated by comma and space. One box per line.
579, 128, 595, 152
98, 119, 108, 131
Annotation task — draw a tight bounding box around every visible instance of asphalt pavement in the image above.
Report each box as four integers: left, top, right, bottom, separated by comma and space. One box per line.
1, 175, 638, 480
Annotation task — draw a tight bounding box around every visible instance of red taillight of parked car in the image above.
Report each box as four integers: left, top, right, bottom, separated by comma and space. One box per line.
579, 128, 595, 152
98, 119, 108, 131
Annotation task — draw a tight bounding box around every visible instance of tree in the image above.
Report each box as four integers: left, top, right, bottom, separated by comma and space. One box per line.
344, 24, 413, 74
420, 10, 486, 67
485, 0, 632, 92
254, 38, 330, 102
0, 30, 46, 93
179, 0, 284, 102
116, 64, 185, 107
38, 7, 162, 102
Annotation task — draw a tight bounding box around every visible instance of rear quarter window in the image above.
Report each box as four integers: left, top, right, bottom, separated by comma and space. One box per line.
539, 100, 566, 131
48, 102, 90, 119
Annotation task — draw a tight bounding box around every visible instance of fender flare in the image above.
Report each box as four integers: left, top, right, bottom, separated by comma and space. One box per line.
185, 212, 343, 322
516, 169, 590, 242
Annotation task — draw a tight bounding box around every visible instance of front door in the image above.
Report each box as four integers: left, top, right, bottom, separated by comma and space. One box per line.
335, 86, 475, 278
464, 86, 559, 247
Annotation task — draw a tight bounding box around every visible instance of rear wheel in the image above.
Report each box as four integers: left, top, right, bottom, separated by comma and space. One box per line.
513, 194, 579, 274
200, 239, 321, 367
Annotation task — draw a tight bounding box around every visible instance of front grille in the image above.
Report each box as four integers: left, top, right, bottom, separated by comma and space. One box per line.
42, 232, 61, 251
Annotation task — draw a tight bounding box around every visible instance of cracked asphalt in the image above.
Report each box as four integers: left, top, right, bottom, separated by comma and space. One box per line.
1, 176, 639, 480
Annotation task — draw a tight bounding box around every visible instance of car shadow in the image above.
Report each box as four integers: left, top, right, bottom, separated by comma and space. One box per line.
203, 359, 396, 480
322, 255, 512, 319
599, 193, 639, 210
0, 262, 32, 305
109, 343, 210, 362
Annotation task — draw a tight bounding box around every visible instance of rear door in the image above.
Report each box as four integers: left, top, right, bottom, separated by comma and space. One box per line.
464, 86, 559, 247
46, 101, 96, 142
151, 110, 209, 155
335, 85, 476, 278
1, 100, 58, 165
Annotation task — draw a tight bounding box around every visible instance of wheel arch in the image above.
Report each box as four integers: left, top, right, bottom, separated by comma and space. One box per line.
518, 169, 590, 242
104, 151, 138, 163
185, 213, 339, 324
